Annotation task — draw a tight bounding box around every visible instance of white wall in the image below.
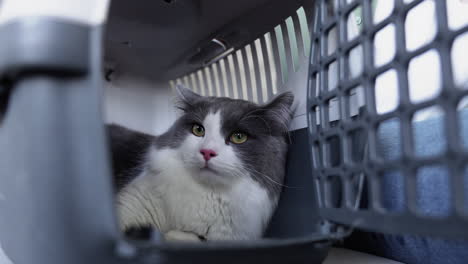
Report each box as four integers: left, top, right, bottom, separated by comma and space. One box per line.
104, 75, 178, 135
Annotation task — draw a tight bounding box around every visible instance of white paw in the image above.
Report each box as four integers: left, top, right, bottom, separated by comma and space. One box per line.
164, 230, 203, 242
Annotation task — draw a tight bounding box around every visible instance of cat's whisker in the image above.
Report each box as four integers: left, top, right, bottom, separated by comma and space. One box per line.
241, 165, 301, 189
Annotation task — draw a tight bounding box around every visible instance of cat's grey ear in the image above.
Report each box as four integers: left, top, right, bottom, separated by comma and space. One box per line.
262, 92, 294, 132
176, 84, 201, 103
175, 84, 201, 110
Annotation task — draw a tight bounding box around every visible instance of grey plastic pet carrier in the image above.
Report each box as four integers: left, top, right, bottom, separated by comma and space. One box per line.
0, 0, 467, 263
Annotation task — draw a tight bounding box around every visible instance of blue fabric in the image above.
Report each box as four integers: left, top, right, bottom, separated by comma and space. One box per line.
345, 109, 468, 264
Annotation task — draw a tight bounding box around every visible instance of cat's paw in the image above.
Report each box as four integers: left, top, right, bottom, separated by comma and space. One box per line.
164, 230, 206, 242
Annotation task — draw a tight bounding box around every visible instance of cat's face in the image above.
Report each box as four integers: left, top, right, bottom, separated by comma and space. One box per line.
155, 86, 294, 194
178, 110, 247, 187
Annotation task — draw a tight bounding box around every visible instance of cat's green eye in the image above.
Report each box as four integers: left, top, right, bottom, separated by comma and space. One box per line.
230, 132, 248, 144
192, 124, 205, 137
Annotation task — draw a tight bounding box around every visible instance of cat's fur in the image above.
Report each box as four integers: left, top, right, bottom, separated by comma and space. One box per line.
109, 85, 293, 241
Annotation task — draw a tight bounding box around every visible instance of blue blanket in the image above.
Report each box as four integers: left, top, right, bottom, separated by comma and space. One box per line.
345, 109, 468, 264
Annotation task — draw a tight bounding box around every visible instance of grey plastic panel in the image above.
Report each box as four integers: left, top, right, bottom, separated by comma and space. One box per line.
0, 19, 119, 264
266, 128, 324, 239
105, 0, 306, 81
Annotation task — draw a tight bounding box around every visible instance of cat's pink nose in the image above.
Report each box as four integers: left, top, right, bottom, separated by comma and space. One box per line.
200, 149, 217, 161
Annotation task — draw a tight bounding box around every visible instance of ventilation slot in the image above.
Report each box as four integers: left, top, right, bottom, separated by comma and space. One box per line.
274, 24, 289, 84
297, 6, 311, 57
203, 67, 214, 96
211, 63, 222, 96
190, 73, 199, 93
286, 16, 300, 72
253, 39, 271, 102
183, 76, 190, 87
253, 39, 267, 103
196, 70, 206, 96
219, 59, 230, 97
169, 80, 175, 89
245, 44, 259, 103
238, 48, 252, 101
263, 33, 278, 97
227, 54, 240, 99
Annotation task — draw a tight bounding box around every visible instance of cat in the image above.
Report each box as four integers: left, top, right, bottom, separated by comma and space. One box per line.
108, 85, 294, 242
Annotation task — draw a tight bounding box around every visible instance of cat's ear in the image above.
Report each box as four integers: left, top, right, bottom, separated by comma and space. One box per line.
175, 84, 201, 111
261, 92, 295, 132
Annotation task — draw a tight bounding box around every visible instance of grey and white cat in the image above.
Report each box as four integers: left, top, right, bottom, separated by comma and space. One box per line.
109, 85, 294, 242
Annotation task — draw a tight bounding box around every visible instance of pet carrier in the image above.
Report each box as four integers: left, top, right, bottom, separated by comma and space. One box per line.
0, 0, 467, 263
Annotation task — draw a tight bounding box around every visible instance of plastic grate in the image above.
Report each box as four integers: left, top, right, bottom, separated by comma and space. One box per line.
307, 0, 468, 238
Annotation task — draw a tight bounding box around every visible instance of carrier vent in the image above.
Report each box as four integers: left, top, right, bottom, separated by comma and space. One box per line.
170, 6, 311, 103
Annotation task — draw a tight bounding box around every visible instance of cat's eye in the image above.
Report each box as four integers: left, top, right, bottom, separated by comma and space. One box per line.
192, 124, 205, 137
230, 132, 248, 144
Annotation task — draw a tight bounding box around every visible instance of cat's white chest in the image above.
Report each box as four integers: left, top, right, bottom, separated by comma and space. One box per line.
161, 170, 248, 239
117, 148, 273, 240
